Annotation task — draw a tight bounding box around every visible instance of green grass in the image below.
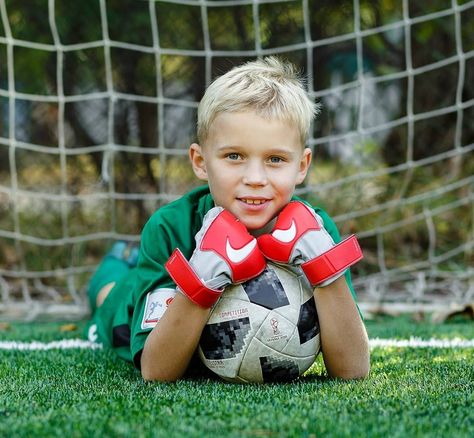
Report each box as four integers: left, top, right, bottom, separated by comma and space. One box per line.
1, 316, 473, 437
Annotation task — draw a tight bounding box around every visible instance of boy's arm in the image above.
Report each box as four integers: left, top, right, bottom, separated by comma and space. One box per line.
258, 201, 369, 379
313, 276, 370, 379
141, 293, 211, 381
141, 207, 266, 382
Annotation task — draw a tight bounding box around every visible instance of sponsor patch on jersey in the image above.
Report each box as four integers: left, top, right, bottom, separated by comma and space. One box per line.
141, 288, 176, 330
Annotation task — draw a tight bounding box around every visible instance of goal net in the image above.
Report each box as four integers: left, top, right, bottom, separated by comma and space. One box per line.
1, 0, 473, 320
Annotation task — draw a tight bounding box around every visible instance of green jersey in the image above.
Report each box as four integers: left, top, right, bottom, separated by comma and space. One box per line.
86, 185, 357, 371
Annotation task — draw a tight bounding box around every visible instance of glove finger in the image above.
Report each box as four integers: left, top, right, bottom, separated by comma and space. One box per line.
203, 206, 225, 223
194, 206, 225, 248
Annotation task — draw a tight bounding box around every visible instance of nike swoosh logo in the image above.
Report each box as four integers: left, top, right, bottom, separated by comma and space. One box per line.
272, 220, 296, 243
226, 238, 257, 263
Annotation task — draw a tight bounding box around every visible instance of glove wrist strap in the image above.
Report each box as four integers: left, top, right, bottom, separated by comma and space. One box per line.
302, 235, 363, 287
165, 249, 222, 308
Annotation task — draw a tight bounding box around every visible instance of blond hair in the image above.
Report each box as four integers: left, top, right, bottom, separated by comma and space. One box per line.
197, 57, 319, 145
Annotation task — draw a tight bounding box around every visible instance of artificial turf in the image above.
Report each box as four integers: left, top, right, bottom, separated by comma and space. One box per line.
1, 315, 473, 437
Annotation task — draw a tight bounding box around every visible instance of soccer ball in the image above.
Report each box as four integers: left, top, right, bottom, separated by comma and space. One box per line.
198, 263, 321, 383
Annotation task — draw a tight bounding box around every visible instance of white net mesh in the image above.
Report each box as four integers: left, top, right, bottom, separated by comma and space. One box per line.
0, 0, 473, 320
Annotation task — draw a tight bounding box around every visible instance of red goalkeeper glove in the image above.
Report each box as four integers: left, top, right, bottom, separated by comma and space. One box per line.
165, 207, 266, 308
257, 201, 363, 287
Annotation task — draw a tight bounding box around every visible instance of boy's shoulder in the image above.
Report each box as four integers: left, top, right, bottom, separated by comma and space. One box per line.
147, 185, 213, 224
141, 185, 214, 248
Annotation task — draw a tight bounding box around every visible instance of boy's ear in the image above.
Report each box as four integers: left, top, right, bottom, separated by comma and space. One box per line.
189, 143, 208, 181
296, 147, 312, 184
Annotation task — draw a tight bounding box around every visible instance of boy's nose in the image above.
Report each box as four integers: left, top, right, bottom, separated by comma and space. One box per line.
242, 161, 268, 186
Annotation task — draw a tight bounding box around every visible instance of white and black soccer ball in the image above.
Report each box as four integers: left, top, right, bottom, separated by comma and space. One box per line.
198, 263, 321, 383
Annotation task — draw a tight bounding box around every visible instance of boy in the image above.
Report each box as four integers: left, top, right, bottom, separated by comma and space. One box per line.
86, 57, 370, 382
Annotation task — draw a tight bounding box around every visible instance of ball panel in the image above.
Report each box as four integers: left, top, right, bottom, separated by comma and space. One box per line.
269, 304, 299, 324
254, 310, 296, 352
297, 296, 320, 344
238, 336, 313, 383
199, 356, 241, 379
218, 282, 249, 300
199, 317, 251, 360
282, 329, 320, 358
271, 265, 310, 304
259, 356, 299, 383
206, 296, 253, 324
242, 266, 290, 310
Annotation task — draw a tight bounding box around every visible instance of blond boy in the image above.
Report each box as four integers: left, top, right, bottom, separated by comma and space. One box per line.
86, 57, 370, 382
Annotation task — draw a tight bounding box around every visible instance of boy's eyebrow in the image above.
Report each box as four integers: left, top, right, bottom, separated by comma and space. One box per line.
216, 144, 298, 155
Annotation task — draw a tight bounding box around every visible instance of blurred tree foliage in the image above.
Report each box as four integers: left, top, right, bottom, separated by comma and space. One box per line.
0, 0, 473, 232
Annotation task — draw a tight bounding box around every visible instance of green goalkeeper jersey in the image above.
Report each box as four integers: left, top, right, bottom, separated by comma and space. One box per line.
86, 185, 358, 372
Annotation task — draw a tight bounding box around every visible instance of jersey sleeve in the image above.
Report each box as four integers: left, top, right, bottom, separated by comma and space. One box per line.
128, 186, 213, 369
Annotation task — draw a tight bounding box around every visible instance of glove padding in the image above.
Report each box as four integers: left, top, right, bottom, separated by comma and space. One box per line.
165, 207, 266, 308
257, 202, 363, 287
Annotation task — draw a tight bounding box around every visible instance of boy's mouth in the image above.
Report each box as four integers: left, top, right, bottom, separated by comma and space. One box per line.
239, 198, 268, 205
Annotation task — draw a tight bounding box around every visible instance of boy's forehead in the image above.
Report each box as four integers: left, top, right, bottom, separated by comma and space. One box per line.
203, 111, 304, 149
208, 111, 298, 133
213, 109, 287, 122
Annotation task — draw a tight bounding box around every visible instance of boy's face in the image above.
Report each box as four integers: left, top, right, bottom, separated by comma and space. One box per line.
190, 111, 312, 231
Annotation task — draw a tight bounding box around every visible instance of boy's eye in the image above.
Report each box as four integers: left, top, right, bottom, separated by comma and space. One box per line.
269, 156, 284, 163
227, 153, 241, 160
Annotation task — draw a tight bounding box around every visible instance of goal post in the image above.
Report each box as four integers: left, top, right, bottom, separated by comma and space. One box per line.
0, 0, 473, 320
